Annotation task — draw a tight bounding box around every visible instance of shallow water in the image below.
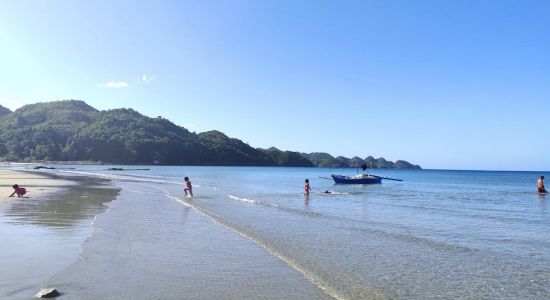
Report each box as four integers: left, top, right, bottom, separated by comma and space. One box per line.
4, 165, 550, 299
49, 184, 330, 300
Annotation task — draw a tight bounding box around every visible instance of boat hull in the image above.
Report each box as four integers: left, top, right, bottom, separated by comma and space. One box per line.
331, 174, 382, 184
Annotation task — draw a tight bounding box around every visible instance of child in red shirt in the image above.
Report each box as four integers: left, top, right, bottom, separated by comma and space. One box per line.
304, 179, 311, 195
10, 184, 27, 197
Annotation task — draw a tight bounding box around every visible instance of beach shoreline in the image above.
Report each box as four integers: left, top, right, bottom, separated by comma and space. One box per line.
1, 165, 548, 299
46, 179, 333, 300
0, 169, 75, 202
2, 167, 333, 299
0, 169, 120, 299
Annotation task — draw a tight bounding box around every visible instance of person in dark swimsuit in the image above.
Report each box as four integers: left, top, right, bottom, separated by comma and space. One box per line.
538, 176, 547, 193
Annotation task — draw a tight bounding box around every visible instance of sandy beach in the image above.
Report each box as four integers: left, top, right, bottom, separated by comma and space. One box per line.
0, 169, 74, 201
1, 167, 330, 299
0, 169, 119, 299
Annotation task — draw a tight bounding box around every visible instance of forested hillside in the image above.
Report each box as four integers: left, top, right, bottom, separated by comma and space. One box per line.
0, 100, 420, 168
0, 105, 10, 117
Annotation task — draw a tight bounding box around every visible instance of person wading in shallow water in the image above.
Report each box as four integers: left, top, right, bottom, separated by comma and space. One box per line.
538, 176, 547, 193
184, 177, 193, 197
304, 179, 311, 195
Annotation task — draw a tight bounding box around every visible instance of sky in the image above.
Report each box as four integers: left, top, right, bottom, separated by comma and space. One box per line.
0, 0, 549, 170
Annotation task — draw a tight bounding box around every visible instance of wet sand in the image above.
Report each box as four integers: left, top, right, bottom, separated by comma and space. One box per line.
48, 186, 332, 300
0, 170, 119, 299
1, 169, 331, 299
0, 169, 73, 201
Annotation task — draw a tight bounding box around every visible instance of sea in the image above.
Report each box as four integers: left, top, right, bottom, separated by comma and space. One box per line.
1, 165, 549, 299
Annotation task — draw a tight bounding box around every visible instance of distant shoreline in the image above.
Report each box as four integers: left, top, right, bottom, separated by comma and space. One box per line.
3, 162, 548, 172
0, 100, 421, 169
0, 160, 420, 169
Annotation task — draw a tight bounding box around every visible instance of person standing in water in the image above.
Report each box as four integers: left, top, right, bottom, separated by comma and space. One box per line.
184, 177, 193, 197
538, 176, 547, 193
304, 179, 311, 195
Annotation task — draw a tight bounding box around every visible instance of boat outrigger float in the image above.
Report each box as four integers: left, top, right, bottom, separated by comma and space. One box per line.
330, 164, 403, 184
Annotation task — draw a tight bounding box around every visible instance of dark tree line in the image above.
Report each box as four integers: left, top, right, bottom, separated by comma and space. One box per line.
0, 100, 420, 169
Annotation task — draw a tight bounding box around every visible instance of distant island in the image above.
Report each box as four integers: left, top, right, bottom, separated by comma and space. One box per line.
0, 100, 420, 169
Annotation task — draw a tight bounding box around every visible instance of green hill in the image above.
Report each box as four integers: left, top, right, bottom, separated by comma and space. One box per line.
0, 105, 11, 117
302, 152, 345, 167
0, 100, 99, 161
0, 100, 204, 164
259, 147, 314, 167
336, 156, 351, 166
197, 130, 273, 166
0, 100, 421, 168
64, 108, 204, 164
301, 153, 421, 169
394, 160, 421, 169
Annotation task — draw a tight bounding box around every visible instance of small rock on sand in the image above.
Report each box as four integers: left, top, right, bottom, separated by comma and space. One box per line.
36, 288, 60, 298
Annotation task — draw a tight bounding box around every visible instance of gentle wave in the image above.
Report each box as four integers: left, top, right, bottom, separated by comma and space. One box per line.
228, 195, 258, 204
112, 184, 370, 299
227, 194, 323, 217
58, 170, 190, 186
153, 190, 352, 300
226, 194, 485, 256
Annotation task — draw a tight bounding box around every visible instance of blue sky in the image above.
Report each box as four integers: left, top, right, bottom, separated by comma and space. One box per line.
0, 0, 549, 170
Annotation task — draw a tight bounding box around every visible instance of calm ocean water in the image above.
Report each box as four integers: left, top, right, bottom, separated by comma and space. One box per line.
3, 165, 550, 299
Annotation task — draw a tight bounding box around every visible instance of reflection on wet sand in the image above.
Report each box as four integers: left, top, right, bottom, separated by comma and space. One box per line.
3, 173, 119, 228
0, 170, 121, 299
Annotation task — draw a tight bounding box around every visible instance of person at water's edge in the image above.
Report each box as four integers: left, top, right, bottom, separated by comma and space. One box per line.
538, 176, 547, 193
304, 179, 311, 195
184, 177, 193, 197
10, 184, 27, 197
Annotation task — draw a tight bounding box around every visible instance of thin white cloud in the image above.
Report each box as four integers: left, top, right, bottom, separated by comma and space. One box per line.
141, 74, 157, 84
98, 81, 129, 88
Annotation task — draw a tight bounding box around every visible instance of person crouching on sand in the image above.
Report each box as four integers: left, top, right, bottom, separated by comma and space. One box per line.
184, 177, 193, 197
538, 176, 547, 193
304, 179, 311, 195
10, 184, 27, 197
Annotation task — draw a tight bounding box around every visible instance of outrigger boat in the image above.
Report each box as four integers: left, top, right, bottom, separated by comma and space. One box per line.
331, 173, 383, 184
330, 164, 403, 184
